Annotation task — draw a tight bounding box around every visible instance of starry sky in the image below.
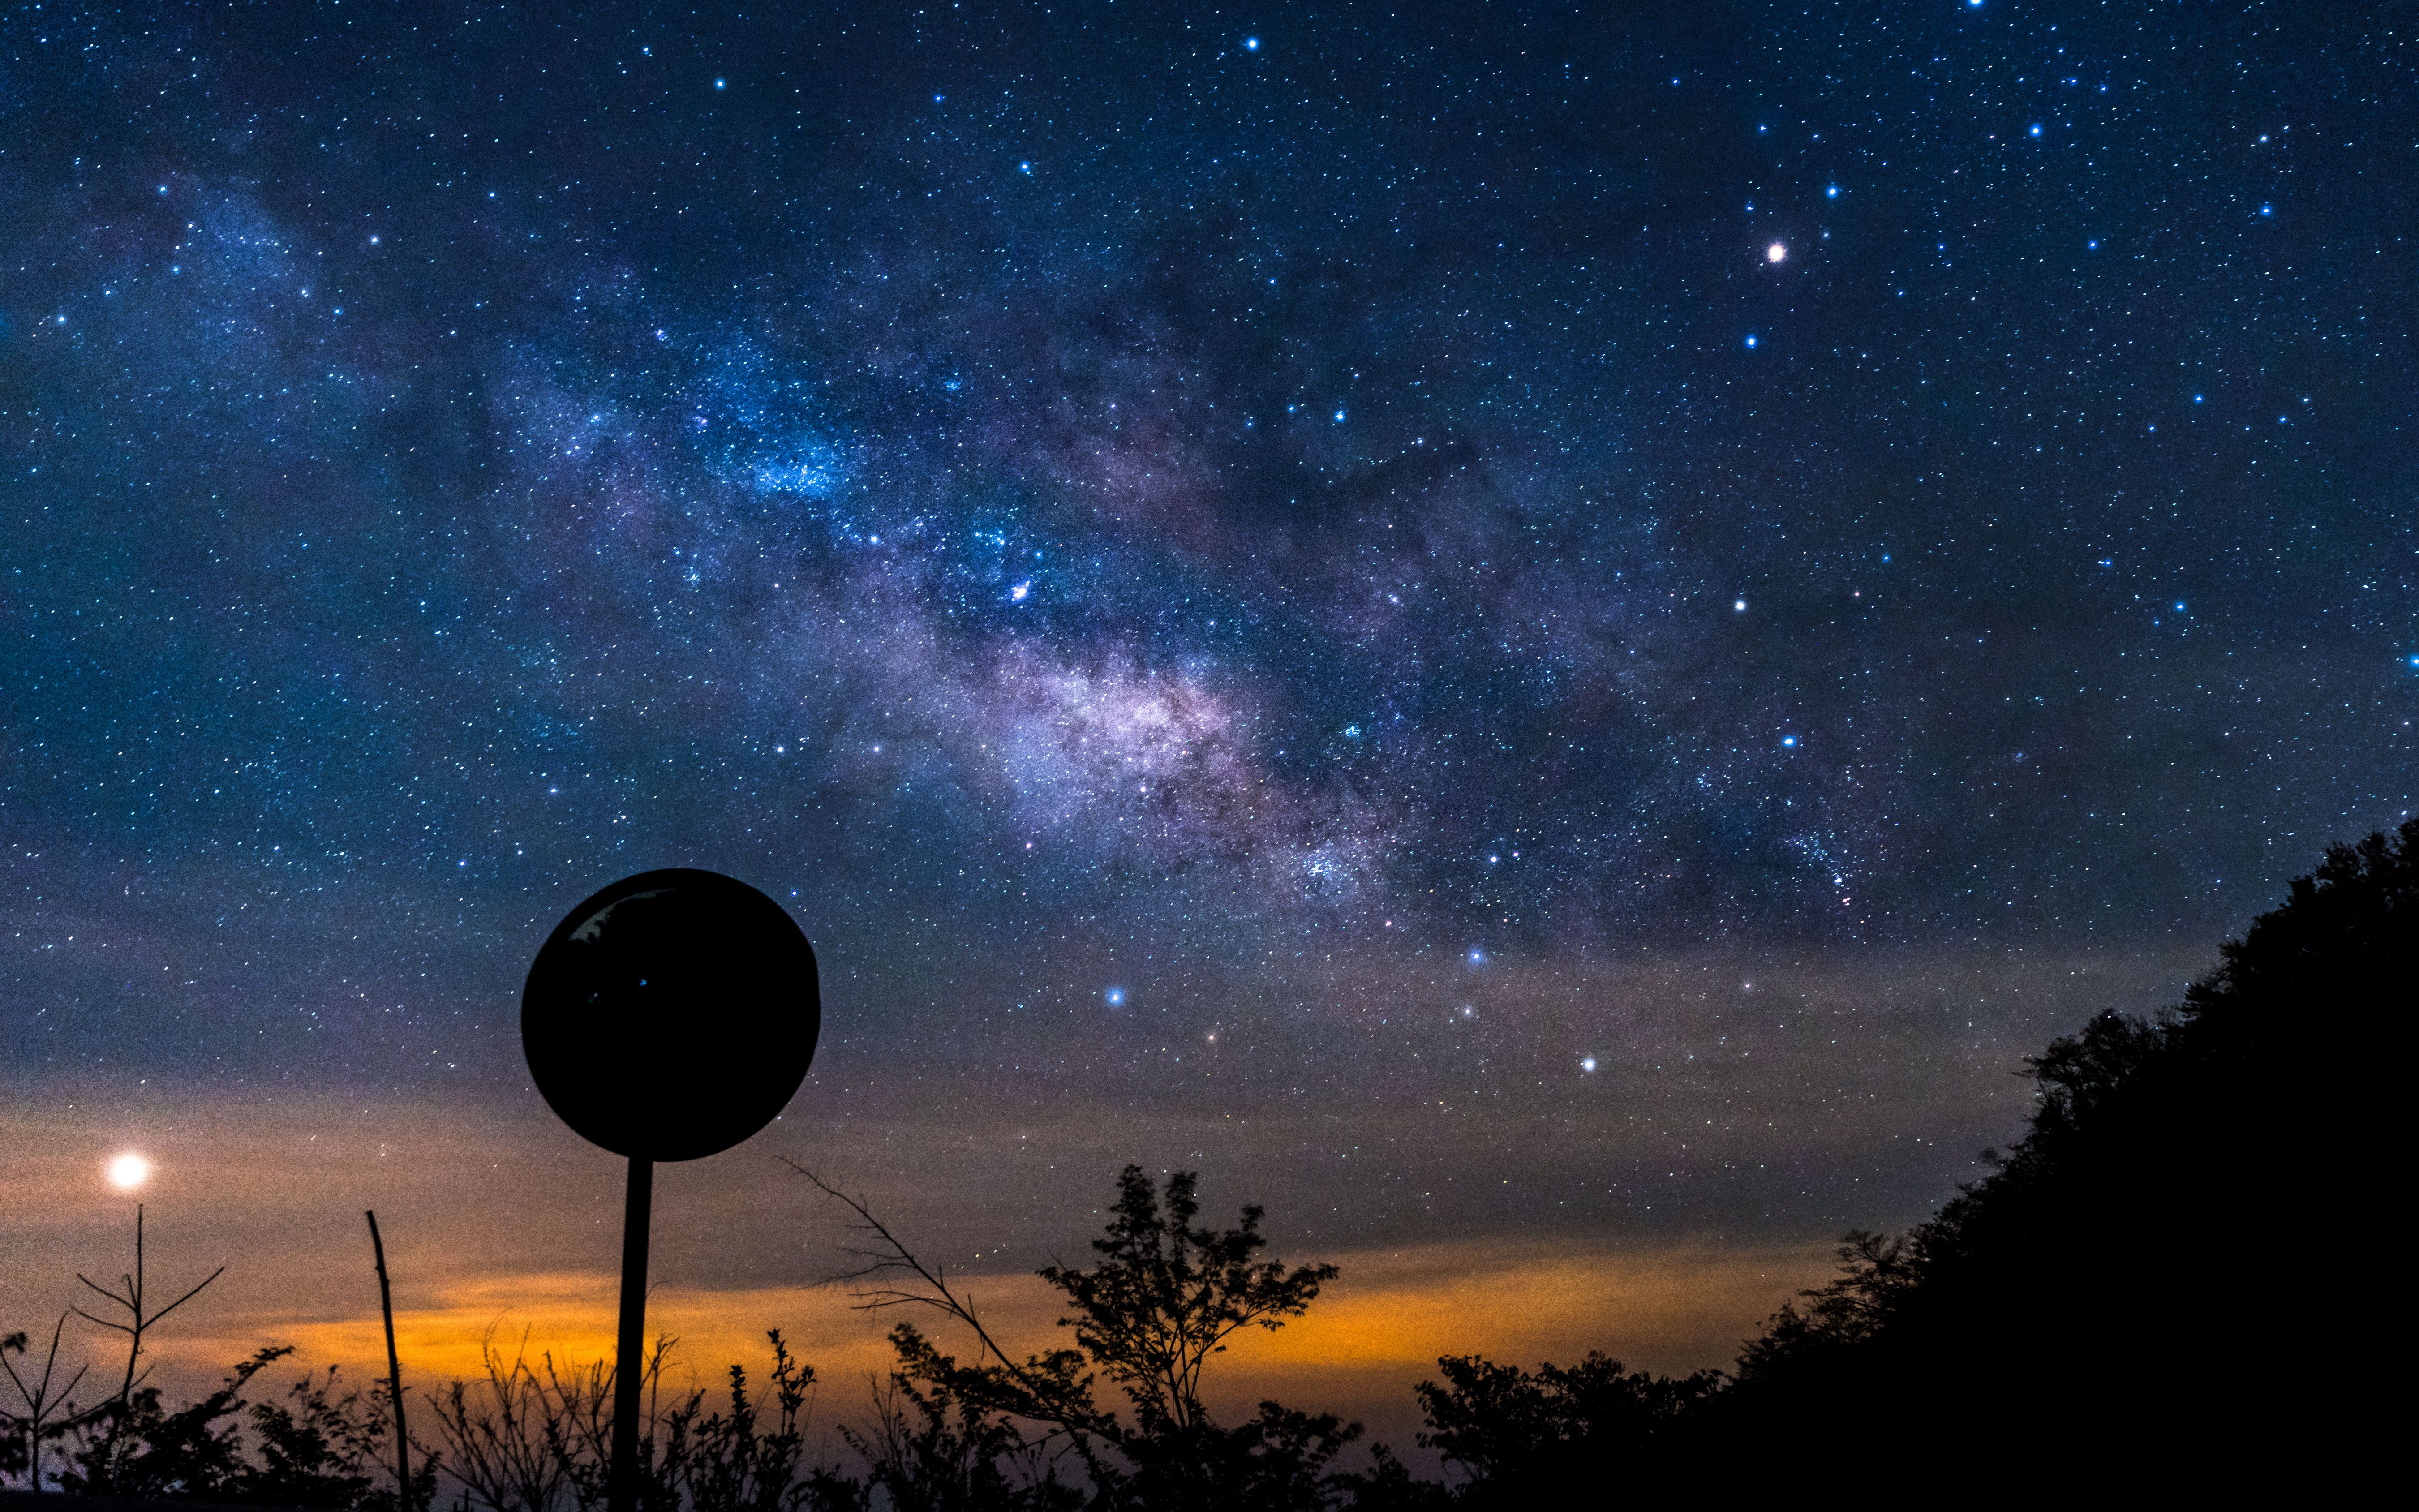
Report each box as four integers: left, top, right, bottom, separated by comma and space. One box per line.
2, 0, 2413, 1446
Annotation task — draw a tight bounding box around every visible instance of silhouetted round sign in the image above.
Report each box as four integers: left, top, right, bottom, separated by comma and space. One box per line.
522, 868, 819, 1161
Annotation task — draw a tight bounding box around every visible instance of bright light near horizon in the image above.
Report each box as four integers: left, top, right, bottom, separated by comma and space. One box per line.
1767, 242, 1787, 262
107, 1152, 153, 1190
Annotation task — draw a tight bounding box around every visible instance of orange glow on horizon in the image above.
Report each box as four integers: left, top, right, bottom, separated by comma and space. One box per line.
149, 1239, 1832, 1441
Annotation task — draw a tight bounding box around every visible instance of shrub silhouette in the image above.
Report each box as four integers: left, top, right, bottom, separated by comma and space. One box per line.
419, 1330, 855, 1512
805, 1163, 1394, 1511
4, 1314, 94, 1488
56, 1347, 431, 1511
837, 1370, 1076, 1512
1408, 1353, 1715, 1502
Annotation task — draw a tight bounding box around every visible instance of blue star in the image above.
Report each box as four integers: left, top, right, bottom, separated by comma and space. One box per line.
1104, 987, 1126, 1007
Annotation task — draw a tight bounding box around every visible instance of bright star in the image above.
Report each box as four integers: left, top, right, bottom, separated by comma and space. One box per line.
1104, 987, 1126, 1007
1782, 736, 1797, 747
1467, 948, 1486, 966
1767, 242, 1786, 262
1010, 581, 1030, 601
1734, 599, 1748, 612
2029, 124, 2041, 136
1826, 185, 1838, 197
107, 1153, 152, 1190
1243, 36, 1259, 51
1744, 335, 1758, 348
1579, 1057, 1597, 1073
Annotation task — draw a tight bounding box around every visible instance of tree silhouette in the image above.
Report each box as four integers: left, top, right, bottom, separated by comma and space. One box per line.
799, 1162, 1386, 1511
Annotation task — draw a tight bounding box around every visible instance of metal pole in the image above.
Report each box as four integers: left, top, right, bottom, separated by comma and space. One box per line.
365, 1211, 412, 1512
607, 1156, 653, 1512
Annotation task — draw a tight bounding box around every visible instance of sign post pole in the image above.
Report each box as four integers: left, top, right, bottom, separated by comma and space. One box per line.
608, 1156, 653, 1512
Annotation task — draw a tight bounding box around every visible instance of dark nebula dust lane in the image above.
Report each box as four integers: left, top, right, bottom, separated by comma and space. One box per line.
1, 0, 2411, 1340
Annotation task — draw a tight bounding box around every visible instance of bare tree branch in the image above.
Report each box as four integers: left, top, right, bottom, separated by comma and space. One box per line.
782, 1161, 1018, 1365
783, 1161, 1119, 1491
67, 1207, 227, 1404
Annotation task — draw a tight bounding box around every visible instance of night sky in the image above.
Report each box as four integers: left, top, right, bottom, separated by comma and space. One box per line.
2, 0, 2412, 1449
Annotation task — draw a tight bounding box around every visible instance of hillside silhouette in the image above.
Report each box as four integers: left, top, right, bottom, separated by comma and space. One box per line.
9, 821, 2406, 1505
1686, 818, 2410, 1486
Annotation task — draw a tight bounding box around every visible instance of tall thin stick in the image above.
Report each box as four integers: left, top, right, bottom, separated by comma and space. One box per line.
366, 1211, 412, 1512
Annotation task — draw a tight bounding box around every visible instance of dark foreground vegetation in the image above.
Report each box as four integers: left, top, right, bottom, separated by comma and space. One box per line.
9, 823, 2402, 1506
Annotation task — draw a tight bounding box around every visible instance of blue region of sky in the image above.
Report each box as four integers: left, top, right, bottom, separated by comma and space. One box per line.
0, 0, 2411, 1261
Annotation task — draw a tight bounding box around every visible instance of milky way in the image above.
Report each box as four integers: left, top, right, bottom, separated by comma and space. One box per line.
3, 4, 2412, 1275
